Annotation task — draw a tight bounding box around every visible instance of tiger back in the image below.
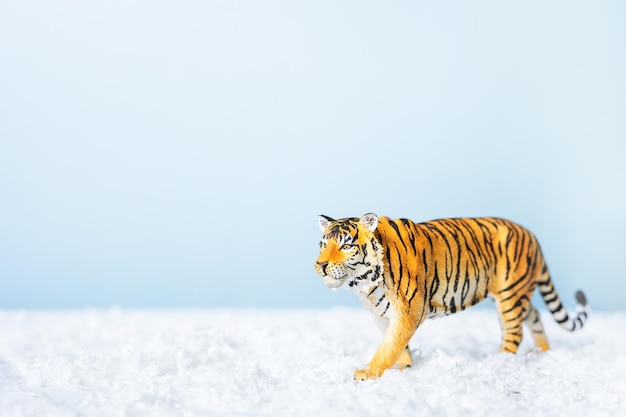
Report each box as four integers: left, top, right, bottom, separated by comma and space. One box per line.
314, 213, 588, 380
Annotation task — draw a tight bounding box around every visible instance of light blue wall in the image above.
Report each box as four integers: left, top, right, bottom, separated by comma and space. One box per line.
1, 1, 624, 310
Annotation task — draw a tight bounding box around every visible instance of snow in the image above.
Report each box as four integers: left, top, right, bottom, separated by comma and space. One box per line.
1, 308, 625, 417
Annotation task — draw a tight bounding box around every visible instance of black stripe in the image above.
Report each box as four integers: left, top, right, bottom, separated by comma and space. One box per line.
407, 285, 418, 308
380, 301, 390, 317
543, 291, 558, 305
395, 244, 403, 293
460, 261, 471, 309
556, 313, 570, 324
385, 247, 394, 285
428, 264, 440, 313
497, 274, 529, 294
400, 218, 417, 254
417, 277, 428, 324
375, 295, 385, 307
389, 220, 408, 253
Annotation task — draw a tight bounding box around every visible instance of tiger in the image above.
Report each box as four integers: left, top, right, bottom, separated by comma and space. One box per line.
314, 213, 589, 381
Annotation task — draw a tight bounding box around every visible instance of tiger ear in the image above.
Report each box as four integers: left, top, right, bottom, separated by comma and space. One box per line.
318, 215, 335, 232
359, 213, 378, 232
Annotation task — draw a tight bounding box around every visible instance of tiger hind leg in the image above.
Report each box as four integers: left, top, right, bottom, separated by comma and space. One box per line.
523, 303, 550, 351
394, 346, 412, 370
493, 296, 527, 353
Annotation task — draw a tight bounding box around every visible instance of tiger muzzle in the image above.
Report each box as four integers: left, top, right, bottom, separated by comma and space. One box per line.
315, 261, 328, 275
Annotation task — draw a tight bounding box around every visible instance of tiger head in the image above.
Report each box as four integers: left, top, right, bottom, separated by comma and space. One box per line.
314, 213, 384, 289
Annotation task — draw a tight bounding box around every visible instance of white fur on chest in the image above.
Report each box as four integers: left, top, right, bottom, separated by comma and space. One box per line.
352, 281, 394, 320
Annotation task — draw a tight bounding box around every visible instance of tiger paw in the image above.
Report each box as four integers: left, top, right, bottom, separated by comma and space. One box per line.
354, 368, 380, 381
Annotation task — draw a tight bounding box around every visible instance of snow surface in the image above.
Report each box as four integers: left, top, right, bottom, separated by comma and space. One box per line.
0, 308, 624, 417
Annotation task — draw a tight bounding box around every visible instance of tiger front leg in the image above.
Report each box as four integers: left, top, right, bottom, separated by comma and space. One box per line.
372, 316, 413, 370
354, 314, 418, 381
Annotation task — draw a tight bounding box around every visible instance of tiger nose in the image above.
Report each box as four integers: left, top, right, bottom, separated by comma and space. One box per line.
316, 261, 328, 275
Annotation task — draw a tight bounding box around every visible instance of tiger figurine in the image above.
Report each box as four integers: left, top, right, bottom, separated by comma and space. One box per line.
314, 213, 589, 381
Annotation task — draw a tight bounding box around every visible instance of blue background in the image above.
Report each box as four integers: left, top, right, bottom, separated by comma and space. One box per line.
1, 1, 624, 310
